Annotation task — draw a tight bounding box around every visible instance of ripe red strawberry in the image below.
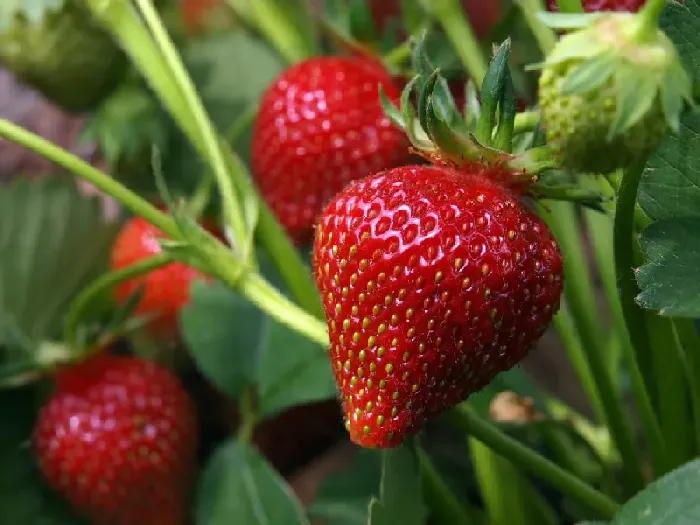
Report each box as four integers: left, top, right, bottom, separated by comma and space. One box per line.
111, 214, 218, 340
251, 56, 410, 244
545, 0, 645, 11
313, 164, 563, 447
34, 354, 198, 524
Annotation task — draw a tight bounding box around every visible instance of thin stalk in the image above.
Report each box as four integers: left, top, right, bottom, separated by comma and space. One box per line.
84, 0, 322, 317
237, 388, 258, 445
645, 312, 692, 470
416, 447, 482, 525
470, 438, 557, 525
612, 160, 681, 477
448, 404, 620, 519
539, 200, 645, 492
425, 0, 489, 89
514, 0, 558, 55
134, 0, 249, 259
0, 119, 177, 238
672, 319, 700, 453
583, 176, 668, 479
552, 307, 605, 422
514, 111, 540, 134
63, 254, 173, 347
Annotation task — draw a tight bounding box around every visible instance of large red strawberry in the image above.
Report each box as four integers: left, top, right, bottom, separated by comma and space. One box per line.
313, 164, 563, 447
34, 354, 198, 524
111, 214, 219, 340
251, 56, 410, 244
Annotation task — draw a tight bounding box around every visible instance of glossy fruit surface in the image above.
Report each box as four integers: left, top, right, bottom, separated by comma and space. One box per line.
313, 165, 564, 447
251, 56, 410, 244
34, 355, 198, 524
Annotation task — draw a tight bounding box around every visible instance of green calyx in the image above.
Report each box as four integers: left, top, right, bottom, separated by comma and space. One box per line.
533, 10, 694, 174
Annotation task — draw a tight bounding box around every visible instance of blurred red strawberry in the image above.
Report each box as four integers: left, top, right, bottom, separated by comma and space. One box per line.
370, 0, 502, 39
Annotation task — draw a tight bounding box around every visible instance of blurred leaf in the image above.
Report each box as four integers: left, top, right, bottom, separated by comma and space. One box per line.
308, 448, 381, 525
367, 445, 428, 525
636, 111, 700, 316
0, 177, 120, 352
80, 81, 172, 195
0, 385, 87, 524
659, 0, 700, 76
609, 458, 700, 524
180, 257, 336, 418
196, 439, 309, 525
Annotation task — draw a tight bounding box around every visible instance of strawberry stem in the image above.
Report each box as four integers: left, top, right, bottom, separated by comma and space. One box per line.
237, 388, 258, 444
63, 254, 173, 353
513, 0, 558, 54
514, 111, 540, 134
448, 403, 620, 519
556, 0, 585, 13
630, 0, 667, 43
422, 0, 489, 90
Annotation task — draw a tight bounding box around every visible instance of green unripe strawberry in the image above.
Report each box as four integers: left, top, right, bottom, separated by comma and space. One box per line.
0, 1, 127, 113
536, 8, 693, 174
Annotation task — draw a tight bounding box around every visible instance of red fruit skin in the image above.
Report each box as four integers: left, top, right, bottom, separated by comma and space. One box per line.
313, 165, 563, 447
111, 215, 217, 340
34, 355, 198, 525
251, 56, 410, 244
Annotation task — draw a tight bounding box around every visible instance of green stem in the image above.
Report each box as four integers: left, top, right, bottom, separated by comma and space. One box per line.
557, 0, 585, 12
134, 0, 250, 259
425, 0, 489, 88
514, 111, 540, 134
85, 0, 322, 317
539, 201, 646, 492
228, 0, 316, 63
631, 0, 667, 42
0, 119, 177, 238
63, 254, 173, 347
237, 388, 258, 445
448, 404, 620, 519
646, 312, 692, 471
552, 308, 605, 421
612, 160, 678, 477
416, 447, 482, 525
583, 176, 668, 480
514, 0, 558, 55
672, 319, 700, 453
383, 40, 413, 69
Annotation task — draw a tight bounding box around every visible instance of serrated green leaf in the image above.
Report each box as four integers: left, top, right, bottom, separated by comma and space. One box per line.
0, 386, 87, 524
0, 178, 120, 352
610, 458, 700, 524
636, 218, 700, 317
180, 273, 336, 418
660, 0, 700, 75
196, 439, 310, 525
308, 448, 381, 525
636, 110, 700, 316
367, 445, 428, 525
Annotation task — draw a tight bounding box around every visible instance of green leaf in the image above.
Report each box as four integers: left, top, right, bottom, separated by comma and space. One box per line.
180, 277, 336, 419
308, 448, 381, 525
0, 178, 120, 348
659, 0, 700, 75
0, 386, 87, 524
609, 458, 700, 524
636, 111, 700, 316
196, 439, 310, 525
367, 445, 428, 525
636, 218, 700, 317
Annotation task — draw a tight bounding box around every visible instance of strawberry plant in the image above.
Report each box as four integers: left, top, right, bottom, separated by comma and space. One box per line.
0, 0, 700, 524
